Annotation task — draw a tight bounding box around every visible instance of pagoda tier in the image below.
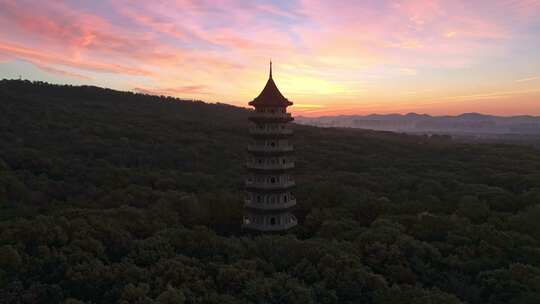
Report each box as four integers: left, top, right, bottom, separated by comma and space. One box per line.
244, 190, 297, 211
249, 124, 293, 138
246, 174, 296, 190
246, 156, 295, 172
248, 112, 293, 123
243, 212, 297, 232
243, 62, 298, 232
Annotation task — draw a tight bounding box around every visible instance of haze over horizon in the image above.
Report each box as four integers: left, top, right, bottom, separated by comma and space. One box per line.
1, 0, 539, 116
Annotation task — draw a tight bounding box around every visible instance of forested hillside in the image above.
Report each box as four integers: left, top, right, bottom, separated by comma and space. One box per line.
1, 80, 540, 303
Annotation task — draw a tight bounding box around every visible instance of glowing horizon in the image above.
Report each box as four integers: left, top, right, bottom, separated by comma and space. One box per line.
1, 0, 539, 117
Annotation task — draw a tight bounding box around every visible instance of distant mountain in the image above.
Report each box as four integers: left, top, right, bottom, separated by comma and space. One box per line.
296, 112, 540, 135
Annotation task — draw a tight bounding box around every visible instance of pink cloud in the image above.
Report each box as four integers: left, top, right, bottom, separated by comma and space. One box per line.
0, 53, 12, 63
133, 85, 210, 96
0, 41, 152, 76
33, 62, 93, 80
0, 0, 183, 67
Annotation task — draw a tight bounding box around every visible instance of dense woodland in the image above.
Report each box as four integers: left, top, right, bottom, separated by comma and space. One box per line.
1, 79, 540, 303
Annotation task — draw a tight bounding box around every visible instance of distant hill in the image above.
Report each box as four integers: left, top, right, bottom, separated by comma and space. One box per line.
1, 80, 540, 303
296, 112, 540, 134
296, 112, 540, 147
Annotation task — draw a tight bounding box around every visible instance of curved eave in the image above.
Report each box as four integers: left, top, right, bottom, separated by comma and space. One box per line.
249, 133, 293, 139
244, 204, 296, 213
246, 168, 294, 174
247, 150, 294, 156
245, 185, 296, 192
248, 116, 294, 123
249, 100, 293, 107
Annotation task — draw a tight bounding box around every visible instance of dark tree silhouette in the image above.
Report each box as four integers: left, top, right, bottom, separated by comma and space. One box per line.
0, 79, 539, 303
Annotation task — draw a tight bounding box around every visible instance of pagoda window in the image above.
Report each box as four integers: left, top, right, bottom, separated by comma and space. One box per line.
270, 217, 276, 225
270, 177, 276, 184
257, 195, 262, 203
284, 195, 288, 202
270, 141, 276, 147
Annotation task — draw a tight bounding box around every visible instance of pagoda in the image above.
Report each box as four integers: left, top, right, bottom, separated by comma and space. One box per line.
243, 62, 298, 232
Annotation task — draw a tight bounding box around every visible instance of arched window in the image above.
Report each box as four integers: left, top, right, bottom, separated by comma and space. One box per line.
257, 195, 262, 203
270, 141, 276, 147
270, 217, 276, 225
284, 195, 288, 202
270, 177, 276, 183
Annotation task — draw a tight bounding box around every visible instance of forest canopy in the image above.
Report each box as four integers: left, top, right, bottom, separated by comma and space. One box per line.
1, 80, 540, 303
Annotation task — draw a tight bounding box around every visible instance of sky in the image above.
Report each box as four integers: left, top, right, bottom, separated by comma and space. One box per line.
0, 0, 539, 116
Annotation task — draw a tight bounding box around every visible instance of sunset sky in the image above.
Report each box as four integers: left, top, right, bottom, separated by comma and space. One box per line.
1, 0, 539, 116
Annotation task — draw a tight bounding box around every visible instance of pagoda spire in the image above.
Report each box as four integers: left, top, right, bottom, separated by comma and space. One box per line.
269, 60, 272, 79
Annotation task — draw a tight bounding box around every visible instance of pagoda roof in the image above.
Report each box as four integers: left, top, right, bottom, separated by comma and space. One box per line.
249, 62, 293, 107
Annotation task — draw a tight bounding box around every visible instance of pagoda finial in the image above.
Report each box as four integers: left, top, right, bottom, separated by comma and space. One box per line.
269, 60, 272, 79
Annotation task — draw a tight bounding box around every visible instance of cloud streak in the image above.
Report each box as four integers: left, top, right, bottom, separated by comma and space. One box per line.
516, 76, 540, 83
133, 85, 210, 96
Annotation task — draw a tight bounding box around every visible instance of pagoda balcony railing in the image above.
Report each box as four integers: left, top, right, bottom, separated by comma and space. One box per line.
247, 144, 293, 152
245, 180, 295, 189
244, 198, 297, 210
246, 162, 295, 170
249, 127, 293, 135
242, 216, 298, 232
249, 112, 292, 120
